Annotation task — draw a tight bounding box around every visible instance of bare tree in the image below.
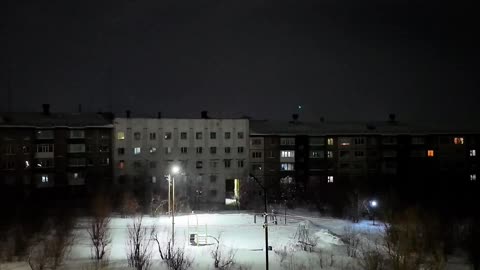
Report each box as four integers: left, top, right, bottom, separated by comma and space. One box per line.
211, 235, 236, 269
153, 232, 193, 270
87, 196, 112, 268
126, 216, 154, 270
342, 226, 360, 258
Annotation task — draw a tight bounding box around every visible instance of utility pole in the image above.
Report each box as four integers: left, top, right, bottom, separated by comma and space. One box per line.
250, 175, 269, 270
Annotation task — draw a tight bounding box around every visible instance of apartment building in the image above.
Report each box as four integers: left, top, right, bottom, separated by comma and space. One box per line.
250, 117, 480, 203
0, 105, 113, 193
113, 113, 249, 207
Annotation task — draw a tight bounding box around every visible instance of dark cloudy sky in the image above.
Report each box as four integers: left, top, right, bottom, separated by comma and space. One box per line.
1, 0, 478, 125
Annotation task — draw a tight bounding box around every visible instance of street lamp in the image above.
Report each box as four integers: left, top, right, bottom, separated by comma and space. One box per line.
370, 200, 378, 225
169, 165, 181, 245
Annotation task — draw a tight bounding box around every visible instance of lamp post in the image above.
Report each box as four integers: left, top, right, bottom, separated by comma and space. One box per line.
370, 200, 378, 226
249, 174, 269, 270
170, 165, 180, 245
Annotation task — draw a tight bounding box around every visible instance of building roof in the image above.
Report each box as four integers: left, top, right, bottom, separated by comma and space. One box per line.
250, 120, 480, 136
0, 112, 113, 128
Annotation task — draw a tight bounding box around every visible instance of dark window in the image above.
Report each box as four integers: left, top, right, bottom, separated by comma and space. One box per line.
225, 132, 231, 139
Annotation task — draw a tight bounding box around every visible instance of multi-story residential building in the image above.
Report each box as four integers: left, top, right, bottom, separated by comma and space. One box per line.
0, 105, 113, 194
250, 117, 480, 208
113, 113, 249, 208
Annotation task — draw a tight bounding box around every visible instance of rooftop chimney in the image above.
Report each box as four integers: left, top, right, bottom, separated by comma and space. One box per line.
42, 104, 50, 115
126, 110, 131, 118
157, 112, 162, 119
201, 111, 209, 119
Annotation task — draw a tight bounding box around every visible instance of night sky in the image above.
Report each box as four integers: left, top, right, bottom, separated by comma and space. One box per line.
1, 0, 478, 126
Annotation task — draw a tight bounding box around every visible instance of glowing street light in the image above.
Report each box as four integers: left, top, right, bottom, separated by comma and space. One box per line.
169, 165, 181, 245
370, 200, 378, 208
370, 199, 378, 225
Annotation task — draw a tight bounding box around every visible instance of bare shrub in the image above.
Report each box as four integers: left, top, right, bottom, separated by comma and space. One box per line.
27, 217, 76, 270
211, 235, 236, 269
274, 246, 288, 263
294, 223, 318, 252
358, 243, 385, 270
342, 226, 360, 258
87, 196, 112, 268
316, 249, 336, 269
126, 216, 154, 270
153, 233, 193, 270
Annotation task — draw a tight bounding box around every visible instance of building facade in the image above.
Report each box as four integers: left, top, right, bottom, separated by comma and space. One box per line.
0, 106, 113, 196
113, 116, 249, 208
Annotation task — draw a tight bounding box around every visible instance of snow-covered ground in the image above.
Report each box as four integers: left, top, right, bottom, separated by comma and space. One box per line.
0, 210, 472, 270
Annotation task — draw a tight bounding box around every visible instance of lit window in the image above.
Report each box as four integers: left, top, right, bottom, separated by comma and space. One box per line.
134, 132, 141, 140
470, 150, 476, 157
310, 151, 323, 158
280, 163, 294, 171
454, 137, 464, 145
134, 147, 141, 155
41, 175, 49, 183
327, 138, 334, 146
471, 174, 477, 181
427, 150, 434, 157
164, 132, 172, 140
181, 147, 188, 154
327, 176, 334, 183
327, 151, 333, 158
152, 176, 157, 183
73, 173, 79, 179
181, 132, 187, 140
339, 138, 350, 146
281, 150, 295, 158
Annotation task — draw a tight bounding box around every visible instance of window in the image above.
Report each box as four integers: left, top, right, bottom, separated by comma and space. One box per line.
210, 147, 217, 154
237, 132, 244, 139
149, 147, 157, 153
252, 139, 262, 145
354, 138, 365, 145
340, 163, 349, 169
281, 150, 295, 158
412, 137, 425, 145
165, 147, 172, 154
22, 145, 30, 153
327, 176, 334, 183
210, 160, 218, 168
210, 132, 216, 139
327, 151, 333, 158
252, 164, 262, 171
252, 151, 262, 158
99, 145, 110, 152
2, 160, 15, 170
471, 174, 477, 181
133, 161, 142, 169
152, 176, 157, 183
118, 148, 125, 155
225, 147, 231, 154
100, 158, 110, 166
134, 132, 141, 140
238, 147, 244, 153
196, 161, 203, 168
149, 161, 157, 168
268, 151, 274, 158
41, 175, 49, 183
196, 147, 203, 154
118, 160, 125, 169
225, 132, 231, 139
69, 158, 86, 167
470, 150, 476, 157
411, 150, 425, 157
196, 132, 203, 139
149, 133, 156, 140
355, 151, 365, 157
181, 147, 188, 154
36, 158, 54, 168
280, 138, 295, 145
164, 132, 172, 140
224, 159, 231, 168
69, 130, 85, 138
339, 138, 350, 146
339, 151, 349, 157
383, 150, 397, 158
3, 144, 15, 155
237, 159, 244, 168
181, 132, 187, 140
210, 175, 217, 183
382, 136, 397, 145
454, 137, 464, 145
68, 144, 85, 153
310, 151, 323, 158
327, 138, 334, 146
36, 130, 54, 139
427, 150, 435, 157
281, 163, 294, 171
36, 144, 54, 153
134, 147, 141, 155
309, 137, 325, 145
